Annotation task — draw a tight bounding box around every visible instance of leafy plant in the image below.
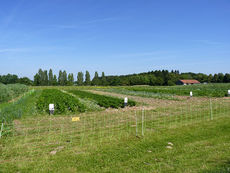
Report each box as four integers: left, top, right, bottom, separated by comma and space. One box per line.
69, 90, 136, 108
37, 89, 86, 114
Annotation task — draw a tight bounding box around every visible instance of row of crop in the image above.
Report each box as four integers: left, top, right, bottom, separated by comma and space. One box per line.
0, 90, 37, 124
94, 88, 179, 100
69, 90, 136, 108
37, 89, 86, 114
123, 84, 230, 97
0, 83, 29, 103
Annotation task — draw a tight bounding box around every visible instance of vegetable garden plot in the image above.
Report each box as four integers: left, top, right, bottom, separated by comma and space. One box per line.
0, 83, 28, 103
0, 89, 36, 124
94, 88, 177, 100
37, 89, 86, 114
69, 90, 136, 108
123, 84, 230, 97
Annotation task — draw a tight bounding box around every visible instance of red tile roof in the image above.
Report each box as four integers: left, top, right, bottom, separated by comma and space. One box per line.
180, 80, 200, 84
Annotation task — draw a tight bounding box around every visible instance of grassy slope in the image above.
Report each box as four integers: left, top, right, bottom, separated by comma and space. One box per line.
0, 116, 229, 172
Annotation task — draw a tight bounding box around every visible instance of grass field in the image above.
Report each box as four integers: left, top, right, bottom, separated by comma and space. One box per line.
94, 83, 230, 98
0, 84, 230, 172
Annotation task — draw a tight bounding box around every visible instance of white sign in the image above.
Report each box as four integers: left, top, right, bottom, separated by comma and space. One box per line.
190, 91, 193, 97
124, 97, 128, 103
49, 104, 54, 111
228, 90, 230, 95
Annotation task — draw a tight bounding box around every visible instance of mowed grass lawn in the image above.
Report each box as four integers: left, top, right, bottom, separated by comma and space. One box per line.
1, 116, 230, 172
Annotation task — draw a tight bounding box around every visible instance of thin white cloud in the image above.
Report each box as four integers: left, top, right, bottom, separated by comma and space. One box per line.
86, 17, 120, 24
49, 24, 80, 29
192, 40, 222, 45
38, 17, 122, 30
0, 48, 28, 53
112, 50, 173, 58
1, 0, 25, 28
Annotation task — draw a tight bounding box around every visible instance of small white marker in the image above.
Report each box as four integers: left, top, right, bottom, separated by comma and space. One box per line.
124, 97, 128, 107
190, 91, 193, 97
49, 104, 54, 115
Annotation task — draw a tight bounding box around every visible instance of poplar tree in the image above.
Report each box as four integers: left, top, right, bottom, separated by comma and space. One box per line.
38, 69, 44, 85
77, 72, 84, 86
63, 70, 68, 85
68, 73, 74, 86
85, 71, 91, 85
58, 70, 63, 85
101, 72, 107, 86
53, 75, 58, 86
44, 70, 48, 86
48, 69, 53, 86
92, 71, 99, 86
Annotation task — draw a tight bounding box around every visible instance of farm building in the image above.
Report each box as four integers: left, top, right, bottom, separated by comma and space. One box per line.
176, 79, 200, 85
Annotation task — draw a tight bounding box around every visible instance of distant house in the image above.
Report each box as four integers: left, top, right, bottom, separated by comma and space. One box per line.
176, 79, 200, 85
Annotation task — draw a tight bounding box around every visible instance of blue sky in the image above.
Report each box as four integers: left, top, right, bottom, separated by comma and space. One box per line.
0, 0, 229, 79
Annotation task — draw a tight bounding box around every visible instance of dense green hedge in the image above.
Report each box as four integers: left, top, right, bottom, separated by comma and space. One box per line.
37, 89, 86, 114
0, 83, 28, 103
69, 90, 136, 108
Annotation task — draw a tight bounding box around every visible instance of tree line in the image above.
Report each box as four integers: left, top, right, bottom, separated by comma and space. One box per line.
0, 74, 32, 85
33, 69, 230, 86
33, 69, 105, 86
1, 69, 230, 86
103, 70, 230, 86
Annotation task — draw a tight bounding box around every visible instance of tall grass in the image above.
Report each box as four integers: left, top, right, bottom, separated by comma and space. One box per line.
0, 83, 28, 103
0, 89, 39, 124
